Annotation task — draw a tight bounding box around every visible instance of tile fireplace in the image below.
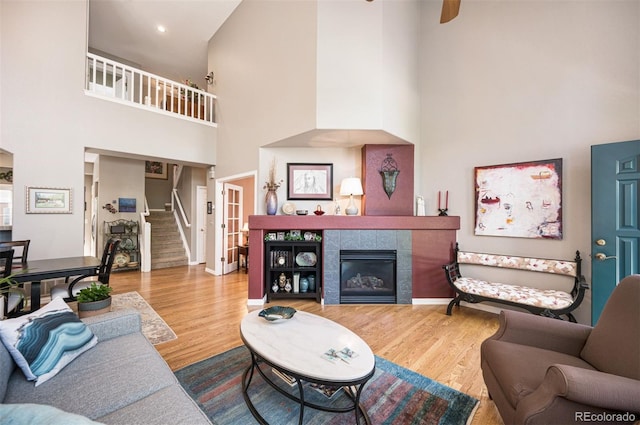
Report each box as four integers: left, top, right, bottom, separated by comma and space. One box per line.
340, 249, 397, 304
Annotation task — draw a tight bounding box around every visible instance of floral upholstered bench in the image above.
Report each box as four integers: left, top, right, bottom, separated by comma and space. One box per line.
443, 243, 588, 322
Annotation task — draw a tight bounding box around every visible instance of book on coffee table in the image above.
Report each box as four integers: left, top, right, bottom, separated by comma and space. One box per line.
309, 383, 344, 399
321, 347, 359, 364
337, 346, 359, 363
272, 368, 296, 387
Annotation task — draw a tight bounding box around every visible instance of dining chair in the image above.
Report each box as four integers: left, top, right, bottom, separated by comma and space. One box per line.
50, 238, 121, 302
0, 240, 30, 269
1, 249, 27, 318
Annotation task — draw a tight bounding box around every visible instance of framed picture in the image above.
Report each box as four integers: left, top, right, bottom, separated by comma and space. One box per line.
118, 197, 137, 213
26, 187, 72, 214
145, 161, 168, 179
474, 158, 563, 239
287, 163, 333, 200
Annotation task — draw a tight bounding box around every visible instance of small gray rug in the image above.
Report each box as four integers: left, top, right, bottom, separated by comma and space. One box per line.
111, 291, 177, 345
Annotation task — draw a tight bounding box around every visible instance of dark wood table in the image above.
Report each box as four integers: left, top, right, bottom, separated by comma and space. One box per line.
11, 256, 101, 312
238, 245, 249, 273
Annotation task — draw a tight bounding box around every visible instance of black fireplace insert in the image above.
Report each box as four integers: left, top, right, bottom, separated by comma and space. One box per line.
340, 250, 397, 304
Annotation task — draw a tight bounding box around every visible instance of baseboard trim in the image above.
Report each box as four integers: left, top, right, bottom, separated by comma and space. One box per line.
412, 298, 503, 315
247, 297, 265, 306
411, 298, 450, 305
458, 302, 503, 315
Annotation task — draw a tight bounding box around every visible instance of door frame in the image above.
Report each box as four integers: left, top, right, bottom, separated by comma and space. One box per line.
213, 170, 257, 276
195, 185, 207, 264
222, 182, 243, 274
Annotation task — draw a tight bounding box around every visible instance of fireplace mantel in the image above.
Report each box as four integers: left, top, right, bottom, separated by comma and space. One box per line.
248, 215, 458, 231
247, 215, 460, 303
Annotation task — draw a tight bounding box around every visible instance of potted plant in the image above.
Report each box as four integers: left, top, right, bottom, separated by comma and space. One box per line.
0, 274, 26, 319
76, 282, 112, 318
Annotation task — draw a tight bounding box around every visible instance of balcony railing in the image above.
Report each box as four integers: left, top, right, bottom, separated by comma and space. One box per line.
85, 53, 216, 126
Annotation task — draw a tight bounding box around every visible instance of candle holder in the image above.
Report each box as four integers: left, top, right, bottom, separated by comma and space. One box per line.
437, 190, 449, 216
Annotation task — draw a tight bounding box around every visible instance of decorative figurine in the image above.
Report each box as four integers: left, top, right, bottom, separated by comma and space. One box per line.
416, 196, 426, 216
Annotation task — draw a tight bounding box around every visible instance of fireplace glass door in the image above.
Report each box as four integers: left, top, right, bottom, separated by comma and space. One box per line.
340, 250, 396, 304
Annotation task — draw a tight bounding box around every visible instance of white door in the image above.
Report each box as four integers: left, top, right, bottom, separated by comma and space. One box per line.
223, 183, 243, 274
196, 185, 207, 264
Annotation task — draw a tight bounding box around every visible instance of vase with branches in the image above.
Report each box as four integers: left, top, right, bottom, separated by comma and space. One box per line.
264, 158, 283, 215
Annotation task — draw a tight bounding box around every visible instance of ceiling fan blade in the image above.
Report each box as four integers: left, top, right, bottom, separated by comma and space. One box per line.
440, 0, 461, 23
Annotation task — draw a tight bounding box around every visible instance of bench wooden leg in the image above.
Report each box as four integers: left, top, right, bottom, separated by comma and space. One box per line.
447, 296, 461, 315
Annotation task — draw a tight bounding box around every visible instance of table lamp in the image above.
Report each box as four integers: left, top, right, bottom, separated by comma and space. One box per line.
242, 222, 249, 245
340, 177, 364, 216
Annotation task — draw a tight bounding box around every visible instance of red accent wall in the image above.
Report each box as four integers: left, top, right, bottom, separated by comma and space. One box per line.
362, 144, 414, 216
247, 215, 459, 300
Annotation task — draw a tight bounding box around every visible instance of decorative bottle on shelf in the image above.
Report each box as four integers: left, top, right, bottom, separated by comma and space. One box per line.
308, 274, 316, 291
293, 272, 300, 293
299, 277, 309, 293
278, 273, 287, 291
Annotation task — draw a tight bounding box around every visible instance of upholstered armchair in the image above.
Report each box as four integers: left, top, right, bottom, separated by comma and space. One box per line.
481, 274, 640, 425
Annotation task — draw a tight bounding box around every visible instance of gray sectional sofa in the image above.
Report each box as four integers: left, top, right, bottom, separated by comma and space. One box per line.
0, 309, 211, 424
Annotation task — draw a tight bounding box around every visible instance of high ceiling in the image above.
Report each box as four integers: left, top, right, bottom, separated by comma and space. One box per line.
88, 0, 242, 88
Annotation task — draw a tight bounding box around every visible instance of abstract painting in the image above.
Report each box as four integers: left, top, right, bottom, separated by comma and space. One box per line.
474, 159, 562, 239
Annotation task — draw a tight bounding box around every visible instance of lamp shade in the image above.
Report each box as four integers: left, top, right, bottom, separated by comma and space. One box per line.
339, 177, 364, 196
241, 222, 249, 232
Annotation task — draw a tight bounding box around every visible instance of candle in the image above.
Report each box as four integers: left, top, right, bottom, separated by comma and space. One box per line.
438, 191, 441, 209
446, 191, 449, 209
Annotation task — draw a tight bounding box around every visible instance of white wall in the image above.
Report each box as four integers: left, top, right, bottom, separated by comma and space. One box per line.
419, 0, 640, 323
96, 156, 145, 254
258, 147, 362, 215
316, 0, 420, 143
208, 0, 318, 180
1, 1, 216, 259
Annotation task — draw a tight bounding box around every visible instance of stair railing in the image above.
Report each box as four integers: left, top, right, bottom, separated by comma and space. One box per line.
140, 198, 151, 272
85, 52, 216, 126
172, 189, 192, 263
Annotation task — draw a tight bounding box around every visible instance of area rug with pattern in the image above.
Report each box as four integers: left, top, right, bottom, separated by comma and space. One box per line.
111, 291, 177, 345
175, 346, 479, 425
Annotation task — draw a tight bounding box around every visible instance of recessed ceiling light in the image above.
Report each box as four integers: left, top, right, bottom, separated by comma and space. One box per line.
157, 25, 166, 33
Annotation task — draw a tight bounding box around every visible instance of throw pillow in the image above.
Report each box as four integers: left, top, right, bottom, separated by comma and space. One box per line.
0, 297, 97, 386
0, 403, 103, 425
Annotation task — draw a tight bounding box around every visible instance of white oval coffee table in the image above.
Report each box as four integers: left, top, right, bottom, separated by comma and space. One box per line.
240, 309, 376, 424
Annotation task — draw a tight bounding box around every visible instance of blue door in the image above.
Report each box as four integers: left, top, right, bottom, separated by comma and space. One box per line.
591, 140, 640, 325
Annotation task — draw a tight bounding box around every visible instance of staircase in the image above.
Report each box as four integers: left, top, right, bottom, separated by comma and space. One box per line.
146, 211, 189, 269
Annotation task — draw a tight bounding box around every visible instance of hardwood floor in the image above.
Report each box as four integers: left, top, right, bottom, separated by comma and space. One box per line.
109, 265, 504, 424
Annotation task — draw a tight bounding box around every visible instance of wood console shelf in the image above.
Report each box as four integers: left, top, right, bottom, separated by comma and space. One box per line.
265, 240, 322, 303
